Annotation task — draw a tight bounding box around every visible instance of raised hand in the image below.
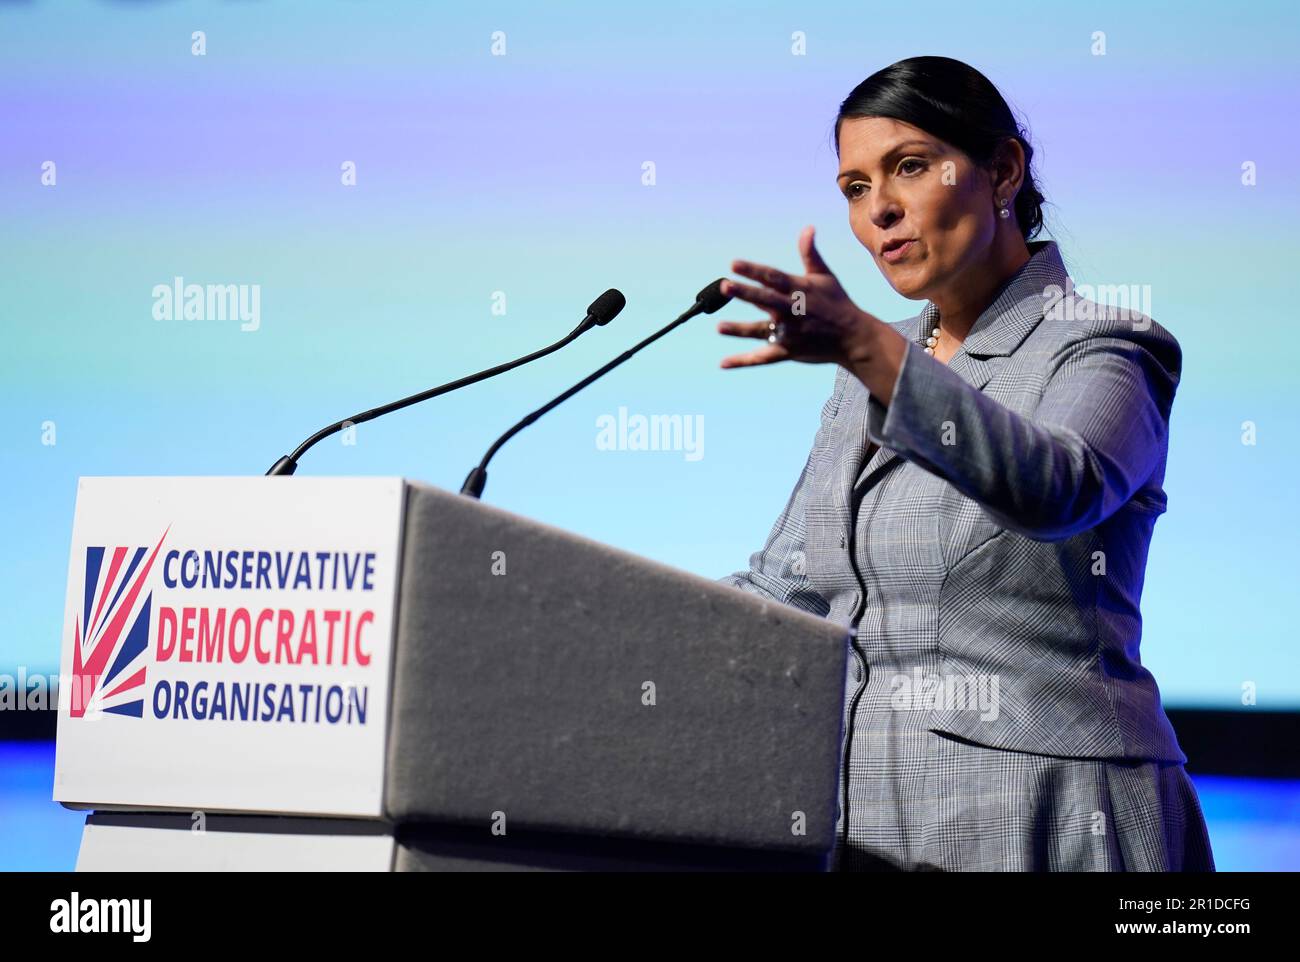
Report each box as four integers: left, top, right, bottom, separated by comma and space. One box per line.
718, 225, 888, 370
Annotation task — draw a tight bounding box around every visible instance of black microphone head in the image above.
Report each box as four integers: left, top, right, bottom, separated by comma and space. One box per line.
586, 288, 626, 327
695, 278, 732, 314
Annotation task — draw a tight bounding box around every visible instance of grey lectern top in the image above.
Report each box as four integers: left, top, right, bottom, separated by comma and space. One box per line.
384, 482, 851, 871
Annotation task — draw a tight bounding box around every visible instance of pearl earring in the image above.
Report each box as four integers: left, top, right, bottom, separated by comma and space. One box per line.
998, 197, 1011, 220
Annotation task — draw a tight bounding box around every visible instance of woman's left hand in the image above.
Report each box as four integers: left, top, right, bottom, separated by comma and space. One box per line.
718, 225, 889, 369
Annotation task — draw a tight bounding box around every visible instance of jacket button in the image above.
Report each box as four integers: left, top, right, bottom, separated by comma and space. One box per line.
839, 533, 847, 549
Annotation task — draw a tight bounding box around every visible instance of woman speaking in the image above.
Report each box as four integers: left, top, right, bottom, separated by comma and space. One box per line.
716, 56, 1214, 872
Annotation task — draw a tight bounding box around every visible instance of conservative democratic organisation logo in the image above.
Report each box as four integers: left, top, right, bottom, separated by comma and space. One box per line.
70, 527, 383, 727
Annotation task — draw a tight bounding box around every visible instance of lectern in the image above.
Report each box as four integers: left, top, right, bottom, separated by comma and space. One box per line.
55, 477, 850, 871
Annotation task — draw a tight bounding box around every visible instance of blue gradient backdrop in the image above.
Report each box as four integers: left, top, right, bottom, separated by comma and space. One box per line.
1, 1, 1297, 869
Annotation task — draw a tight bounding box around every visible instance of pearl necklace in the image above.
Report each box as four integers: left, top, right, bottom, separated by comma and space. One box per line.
923, 325, 942, 355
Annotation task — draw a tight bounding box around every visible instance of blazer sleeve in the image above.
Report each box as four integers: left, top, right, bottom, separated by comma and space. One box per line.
866, 329, 1181, 543
717, 368, 847, 614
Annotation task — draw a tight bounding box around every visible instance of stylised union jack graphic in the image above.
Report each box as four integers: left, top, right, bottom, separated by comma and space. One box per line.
70, 526, 169, 719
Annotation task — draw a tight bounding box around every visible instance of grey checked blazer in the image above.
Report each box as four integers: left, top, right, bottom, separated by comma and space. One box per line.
721, 240, 1187, 763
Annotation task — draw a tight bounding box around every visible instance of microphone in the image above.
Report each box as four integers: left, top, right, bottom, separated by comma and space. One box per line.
264, 289, 626, 476
460, 278, 732, 499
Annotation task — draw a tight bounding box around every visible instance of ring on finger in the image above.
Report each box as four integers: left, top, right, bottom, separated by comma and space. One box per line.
767, 319, 794, 345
